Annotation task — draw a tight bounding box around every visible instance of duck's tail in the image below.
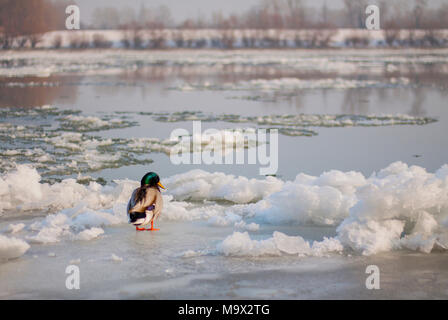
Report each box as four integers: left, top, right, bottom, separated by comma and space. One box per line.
128, 205, 155, 226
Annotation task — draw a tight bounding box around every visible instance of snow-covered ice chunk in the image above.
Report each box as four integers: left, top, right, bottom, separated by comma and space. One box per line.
7, 223, 26, 234
165, 169, 283, 204
0, 235, 30, 261
217, 231, 343, 257
75, 228, 104, 241
111, 254, 123, 262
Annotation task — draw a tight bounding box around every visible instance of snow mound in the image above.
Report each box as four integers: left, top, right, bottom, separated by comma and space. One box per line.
7, 223, 26, 234
0, 235, 30, 260
247, 161, 448, 255
335, 162, 448, 255
217, 231, 343, 257
251, 169, 365, 226
0, 164, 137, 215
2, 161, 448, 256
165, 169, 283, 204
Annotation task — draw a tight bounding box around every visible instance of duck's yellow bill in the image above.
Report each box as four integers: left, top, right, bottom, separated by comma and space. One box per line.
157, 182, 166, 190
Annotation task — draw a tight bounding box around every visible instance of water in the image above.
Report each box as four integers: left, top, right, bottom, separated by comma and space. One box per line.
0, 49, 448, 299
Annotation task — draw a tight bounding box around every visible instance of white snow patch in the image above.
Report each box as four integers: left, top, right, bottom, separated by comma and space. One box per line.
234, 221, 260, 232
111, 254, 123, 262
69, 258, 81, 264
7, 223, 25, 234
181, 250, 204, 258
165, 169, 283, 204
248, 161, 448, 255
173, 77, 412, 91
74, 227, 104, 241
0, 235, 30, 260
217, 231, 343, 257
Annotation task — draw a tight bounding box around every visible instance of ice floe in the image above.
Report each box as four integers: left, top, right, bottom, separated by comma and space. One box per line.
2, 49, 448, 78
0, 234, 30, 261
217, 231, 343, 257
151, 111, 437, 128
0, 106, 437, 181
170, 77, 414, 92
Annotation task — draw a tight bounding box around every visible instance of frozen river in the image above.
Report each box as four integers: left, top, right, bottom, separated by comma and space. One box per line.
1, 49, 448, 299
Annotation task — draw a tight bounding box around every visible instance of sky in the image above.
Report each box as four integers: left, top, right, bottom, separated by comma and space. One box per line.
73, 0, 446, 24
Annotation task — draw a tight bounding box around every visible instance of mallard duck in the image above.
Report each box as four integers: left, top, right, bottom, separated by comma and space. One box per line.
127, 172, 165, 231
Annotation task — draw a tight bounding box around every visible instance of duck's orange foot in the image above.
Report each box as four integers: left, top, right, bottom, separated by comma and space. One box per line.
136, 226, 146, 231
146, 221, 159, 231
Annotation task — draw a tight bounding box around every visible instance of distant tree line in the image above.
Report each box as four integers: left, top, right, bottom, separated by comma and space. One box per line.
88, 0, 448, 30
1, 0, 448, 49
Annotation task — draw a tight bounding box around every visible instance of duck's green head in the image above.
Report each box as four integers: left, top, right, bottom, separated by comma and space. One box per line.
141, 172, 166, 189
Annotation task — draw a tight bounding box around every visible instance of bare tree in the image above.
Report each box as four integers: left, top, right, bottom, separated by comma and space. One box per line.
286, 0, 305, 28
92, 7, 120, 29
321, 1, 329, 26
343, 0, 357, 28
131, 25, 144, 49
92, 34, 112, 48
383, 22, 400, 47
52, 34, 62, 49
121, 28, 133, 49
0, 0, 72, 49
222, 30, 235, 49
438, 4, 448, 29
119, 6, 137, 27
413, 0, 428, 29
